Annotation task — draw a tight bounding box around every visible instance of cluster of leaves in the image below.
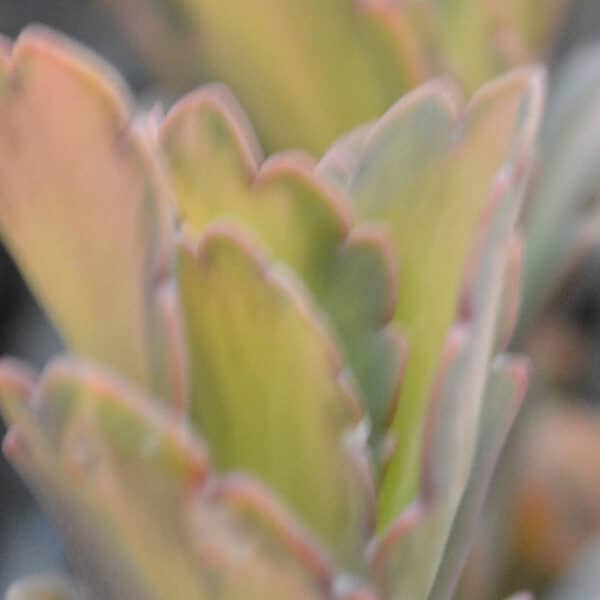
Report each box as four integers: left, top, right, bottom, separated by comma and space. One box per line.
482, 42, 600, 595
68, 0, 600, 596
105, 0, 566, 154
0, 26, 543, 600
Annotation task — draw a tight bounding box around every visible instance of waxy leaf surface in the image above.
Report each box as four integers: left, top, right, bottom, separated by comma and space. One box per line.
371, 354, 528, 600
107, 0, 566, 153
162, 89, 404, 433
177, 229, 371, 568
0, 28, 171, 396
368, 78, 539, 592
428, 357, 528, 599
108, 0, 430, 153
349, 68, 543, 527
0, 360, 331, 600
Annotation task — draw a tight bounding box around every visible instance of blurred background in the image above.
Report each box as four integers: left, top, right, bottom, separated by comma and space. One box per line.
3, 0, 600, 597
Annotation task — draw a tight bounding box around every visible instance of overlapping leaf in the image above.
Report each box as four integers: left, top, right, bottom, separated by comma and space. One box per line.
428, 357, 529, 599
0, 28, 173, 398
161, 87, 405, 434
106, 0, 567, 153
0, 23, 547, 599
177, 228, 371, 568
108, 0, 425, 154
368, 151, 535, 597
423, 0, 564, 92
0, 359, 335, 600
348, 67, 544, 527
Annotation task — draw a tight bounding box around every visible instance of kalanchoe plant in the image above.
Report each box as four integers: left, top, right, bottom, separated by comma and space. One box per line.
106, 0, 564, 154
461, 44, 600, 598
0, 27, 544, 600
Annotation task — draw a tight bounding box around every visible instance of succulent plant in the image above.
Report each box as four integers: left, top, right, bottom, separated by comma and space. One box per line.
106, 0, 565, 155
0, 27, 543, 600
458, 43, 600, 599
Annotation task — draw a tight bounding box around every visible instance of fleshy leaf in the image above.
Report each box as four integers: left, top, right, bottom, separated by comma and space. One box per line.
0, 27, 172, 396
428, 356, 529, 599
0, 359, 332, 600
348, 68, 544, 526
368, 109, 537, 595
427, 1, 495, 92
370, 354, 529, 600
162, 89, 404, 433
420, 1, 566, 92
492, 232, 524, 351
177, 227, 371, 567
159, 85, 262, 233
184, 476, 337, 600
108, 0, 430, 153
365, 68, 541, 595
106, 0, 566, 153
316, 123, 372, 193
367, 326, 468, 600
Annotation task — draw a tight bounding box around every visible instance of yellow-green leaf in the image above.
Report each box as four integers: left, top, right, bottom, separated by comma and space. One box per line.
349, 68, 544, 527
109, 0, 429, 154
162, 89, 404, 432
0, 27, 172, 396
428, 356, 529, 599
0, 359, 331, 600
370, 354, 528, 600
177, 227, 371, 568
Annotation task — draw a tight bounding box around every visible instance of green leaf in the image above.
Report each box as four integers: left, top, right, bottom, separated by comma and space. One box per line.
428, 356, 529, 599
108, 0, 431, 154
0, 359, 332, 600
161, 88, 404, 433
185, 475, 336, 600
316, 123, 372, 193
348, 68, 544, 528
368, 326, 469, 600
0, 27, 173, 398
367, 74, 539, 589
427, 0, 495, 92
177, 227, 371, 568
494, 233, 524, 351
369, 351, 529, 600
424, 1, 566, 92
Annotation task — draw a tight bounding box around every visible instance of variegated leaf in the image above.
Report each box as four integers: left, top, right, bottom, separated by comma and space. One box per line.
106, 0, 431, 153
